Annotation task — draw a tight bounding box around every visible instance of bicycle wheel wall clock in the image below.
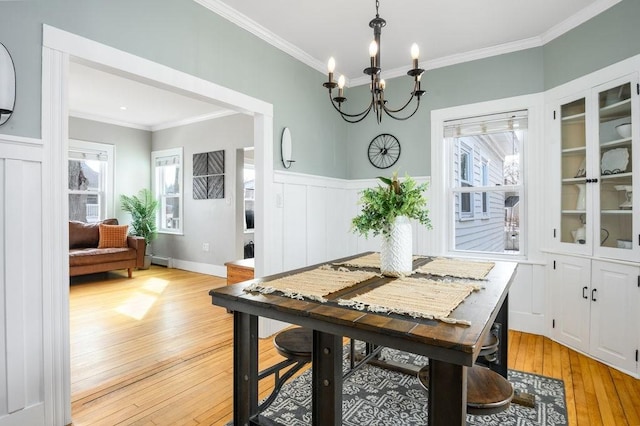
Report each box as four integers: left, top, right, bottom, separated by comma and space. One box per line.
368, 133, 401, 169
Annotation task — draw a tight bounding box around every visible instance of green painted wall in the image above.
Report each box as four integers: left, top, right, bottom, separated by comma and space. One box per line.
343, 48, 544, 178
0, 0, 639, 180
0, 0, 348, 177
543, 0, 640, 90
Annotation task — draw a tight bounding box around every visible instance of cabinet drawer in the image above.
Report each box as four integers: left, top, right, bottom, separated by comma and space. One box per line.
227, 267, 254, 285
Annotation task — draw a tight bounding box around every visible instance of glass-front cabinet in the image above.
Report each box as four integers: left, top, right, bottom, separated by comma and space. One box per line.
555, 75, 639, 262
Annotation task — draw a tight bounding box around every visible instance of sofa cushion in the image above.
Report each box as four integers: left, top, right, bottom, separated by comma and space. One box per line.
98, 224, 129, 248
69, 247, 137, 267
69, 218, 118, 249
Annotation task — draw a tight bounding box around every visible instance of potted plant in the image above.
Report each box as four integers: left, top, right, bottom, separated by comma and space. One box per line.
120, 188, 159, 269
352, 172, 432, 276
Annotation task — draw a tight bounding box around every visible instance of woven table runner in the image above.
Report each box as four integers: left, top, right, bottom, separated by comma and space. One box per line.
338, 277, 482, 326
244, 265, 378, 302
334, 252, 423, 270
415, 257, 495, 280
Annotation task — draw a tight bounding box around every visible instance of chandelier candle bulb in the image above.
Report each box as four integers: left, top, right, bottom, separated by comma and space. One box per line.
327, 57, 335, 83
338, 75, 345, 97
379, 79, 386, 91
411, 43, 419, 69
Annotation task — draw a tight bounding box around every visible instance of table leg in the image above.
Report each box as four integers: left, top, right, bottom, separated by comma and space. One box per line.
233, 312, 258, 426
312, 330, 342, 426
428, 360, 467, 426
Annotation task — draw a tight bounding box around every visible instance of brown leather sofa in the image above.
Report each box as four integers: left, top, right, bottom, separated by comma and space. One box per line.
69, 219, 146, 278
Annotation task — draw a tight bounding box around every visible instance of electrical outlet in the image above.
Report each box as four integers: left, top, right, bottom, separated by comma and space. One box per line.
202, 243, 210, 252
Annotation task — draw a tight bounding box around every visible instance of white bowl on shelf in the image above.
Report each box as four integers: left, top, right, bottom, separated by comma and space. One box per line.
615, 123, 631, 139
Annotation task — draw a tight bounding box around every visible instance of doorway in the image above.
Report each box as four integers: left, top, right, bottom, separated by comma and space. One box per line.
42, 25, 274, 424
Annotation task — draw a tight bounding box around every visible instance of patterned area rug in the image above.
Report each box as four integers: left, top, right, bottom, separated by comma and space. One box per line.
257, 347, 567, 426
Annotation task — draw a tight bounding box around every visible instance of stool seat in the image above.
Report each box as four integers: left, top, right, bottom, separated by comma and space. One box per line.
273, 327, 313, 361
418, 364, 513, 415
479, 331, 499, 356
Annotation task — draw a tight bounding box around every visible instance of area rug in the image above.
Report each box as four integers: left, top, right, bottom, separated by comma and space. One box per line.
258, 346, 567, 426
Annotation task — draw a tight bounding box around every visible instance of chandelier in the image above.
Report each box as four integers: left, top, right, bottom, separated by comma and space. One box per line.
322, 0, 425, 124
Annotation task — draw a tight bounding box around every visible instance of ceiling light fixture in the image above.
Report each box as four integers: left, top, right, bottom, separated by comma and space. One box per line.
322, 0, 425, 124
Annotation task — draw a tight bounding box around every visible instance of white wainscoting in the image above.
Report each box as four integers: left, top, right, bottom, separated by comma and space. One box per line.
0, 135, 46, 426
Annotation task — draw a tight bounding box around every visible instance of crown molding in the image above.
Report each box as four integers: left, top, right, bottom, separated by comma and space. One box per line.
196, 0, 622, 87
69, 111, 151, 131
150, 110, 238, 131
70, 109, 238, 132
541, 0, 622, 44
193, 0, 327, 74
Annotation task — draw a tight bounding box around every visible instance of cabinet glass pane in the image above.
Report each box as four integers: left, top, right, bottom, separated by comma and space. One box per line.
598, 83, 633, 249
560, 98, 587, 244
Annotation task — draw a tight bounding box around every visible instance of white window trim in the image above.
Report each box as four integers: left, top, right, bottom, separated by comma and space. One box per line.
68, 139, 115, 219
430, 93, 544, 261
152, 147, 184, 235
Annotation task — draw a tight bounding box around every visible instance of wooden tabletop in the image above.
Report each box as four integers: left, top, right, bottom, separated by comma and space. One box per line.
210, 252, 517, 367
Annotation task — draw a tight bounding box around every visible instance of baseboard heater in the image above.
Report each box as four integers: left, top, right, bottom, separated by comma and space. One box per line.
151, 255, 173, 268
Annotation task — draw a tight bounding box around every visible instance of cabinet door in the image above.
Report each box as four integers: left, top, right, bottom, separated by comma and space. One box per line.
550, 255, 591, 352
590, 260, 639, 374
554, 94, 593, 256
593, 76, 639, 262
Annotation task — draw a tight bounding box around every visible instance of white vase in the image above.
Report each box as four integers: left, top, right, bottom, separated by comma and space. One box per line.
380, 215, 413, 277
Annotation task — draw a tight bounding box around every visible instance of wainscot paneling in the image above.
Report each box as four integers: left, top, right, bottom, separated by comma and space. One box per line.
0, 136, 45, 426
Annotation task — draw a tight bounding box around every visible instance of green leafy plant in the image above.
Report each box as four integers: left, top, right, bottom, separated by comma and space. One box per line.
351, 172, 432, 239
120, 188, 159, 245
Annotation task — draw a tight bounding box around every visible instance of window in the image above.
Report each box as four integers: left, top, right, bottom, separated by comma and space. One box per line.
152, 148, 183, 234
68, 140, 114, 222
445, 110, 526, 255
458, 143, 473, 219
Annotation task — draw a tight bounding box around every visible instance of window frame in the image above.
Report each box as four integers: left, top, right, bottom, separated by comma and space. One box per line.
458, 142, 474, 220
430, 94, 542, 261
68, 139, 115, 222
152, 147, 184, 235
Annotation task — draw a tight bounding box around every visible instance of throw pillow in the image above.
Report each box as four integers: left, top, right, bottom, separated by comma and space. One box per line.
98, 224, 129, 248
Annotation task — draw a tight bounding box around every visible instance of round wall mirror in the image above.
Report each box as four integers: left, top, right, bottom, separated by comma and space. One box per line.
281, 127, 294, 168
0, 42, 16, 126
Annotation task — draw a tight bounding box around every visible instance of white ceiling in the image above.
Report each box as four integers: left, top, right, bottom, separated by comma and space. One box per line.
69, 0, 620, 129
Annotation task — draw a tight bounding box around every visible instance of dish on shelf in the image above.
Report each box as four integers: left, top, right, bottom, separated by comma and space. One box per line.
601, 147, 629, 175
615, 123, 631, 139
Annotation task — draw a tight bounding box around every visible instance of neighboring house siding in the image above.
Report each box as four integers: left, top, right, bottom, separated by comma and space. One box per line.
454, 137, 504, 252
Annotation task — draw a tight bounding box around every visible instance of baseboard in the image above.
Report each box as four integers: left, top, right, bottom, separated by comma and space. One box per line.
168, 258, 226, 278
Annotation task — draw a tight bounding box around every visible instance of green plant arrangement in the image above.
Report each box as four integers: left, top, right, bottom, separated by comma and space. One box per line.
351, 172, 432, 239
120, 188, 159, 245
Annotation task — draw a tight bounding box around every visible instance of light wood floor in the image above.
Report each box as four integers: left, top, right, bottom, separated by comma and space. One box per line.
70, 266, 640, 426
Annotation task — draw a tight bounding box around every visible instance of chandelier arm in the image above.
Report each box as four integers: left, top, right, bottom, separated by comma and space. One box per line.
380, 82, 420, 114
383, 97, 421, 121
327, 90, 375, 119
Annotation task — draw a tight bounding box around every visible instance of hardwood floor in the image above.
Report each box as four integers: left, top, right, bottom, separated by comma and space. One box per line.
70, 266, 640, 426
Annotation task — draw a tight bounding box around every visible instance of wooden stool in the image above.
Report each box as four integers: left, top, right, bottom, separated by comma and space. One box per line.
257, 327, 312, 412
418, 364, 513, 415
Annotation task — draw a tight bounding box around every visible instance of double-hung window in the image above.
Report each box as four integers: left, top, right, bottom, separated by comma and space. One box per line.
68, 140, 114, 222
445, 110, 527, 255
152, 148, 183, 234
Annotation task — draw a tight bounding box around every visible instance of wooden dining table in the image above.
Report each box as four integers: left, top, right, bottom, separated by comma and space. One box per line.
209, 253, 518, 426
